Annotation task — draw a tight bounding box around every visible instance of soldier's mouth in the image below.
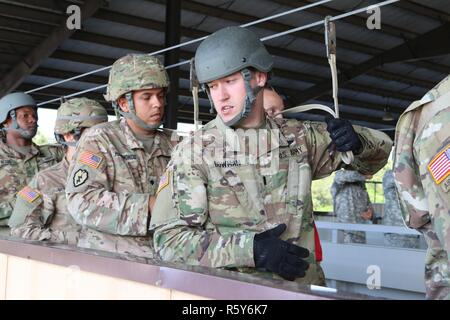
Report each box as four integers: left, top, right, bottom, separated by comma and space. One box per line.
221, 105, 234, 115
149, 114, 161, 120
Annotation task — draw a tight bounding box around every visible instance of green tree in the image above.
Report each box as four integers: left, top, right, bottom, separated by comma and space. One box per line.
32, 130, 49, 146
311, 149, 394, 212
311, 173, 335, 212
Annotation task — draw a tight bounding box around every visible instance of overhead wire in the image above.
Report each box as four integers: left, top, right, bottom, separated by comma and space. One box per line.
34, 0, 400, 107
28, 0, 335, 97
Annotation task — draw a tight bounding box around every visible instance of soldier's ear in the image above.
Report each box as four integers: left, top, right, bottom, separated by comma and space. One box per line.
255, 71, 268, 87
117, 96, 129, 113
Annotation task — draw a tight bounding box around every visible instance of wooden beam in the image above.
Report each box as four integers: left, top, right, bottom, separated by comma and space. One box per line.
44, 48, 421, 108
93, 7, 436, 90
294, 22, 450, 104
0, 0, 104, 96
149, 0, 449, 75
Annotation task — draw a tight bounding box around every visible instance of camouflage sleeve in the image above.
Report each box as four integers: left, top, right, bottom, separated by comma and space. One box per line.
8, 177, 52, 240
50, 144, 65, 163
10, 188, 77, 243
150, 144, 256, 268
66, 133, 150, 236
411, 108, 449, 232
393, 111, 429, 229
39, 144, 65, 163
305, 122, 392, 179
0, 161, 22, 224
0, 191, 15, 225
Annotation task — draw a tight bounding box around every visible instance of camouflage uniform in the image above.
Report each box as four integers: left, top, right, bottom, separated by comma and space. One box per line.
0, 140, 63, 226
151, 116, 392, 285
330, 170, 372, 244
394, 74, 450, 300
65, 54, 178, 258
9, 158, 79, 244
8, 98, 108, 244
382, 170, 420, 248
66, 119, 175, 257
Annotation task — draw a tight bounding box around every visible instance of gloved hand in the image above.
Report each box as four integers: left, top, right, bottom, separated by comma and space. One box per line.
253, 224, 309, 281
325, 117, 362, 154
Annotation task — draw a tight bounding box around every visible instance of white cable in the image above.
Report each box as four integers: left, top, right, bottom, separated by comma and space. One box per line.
261, 0, 399, 41
35, 0, 400, 106
26, 0, 335, 95
36, 60, 191, 106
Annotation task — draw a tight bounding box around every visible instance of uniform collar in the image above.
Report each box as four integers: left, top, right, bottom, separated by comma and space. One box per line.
119, 118, 173, 156
0, 138, 40, 160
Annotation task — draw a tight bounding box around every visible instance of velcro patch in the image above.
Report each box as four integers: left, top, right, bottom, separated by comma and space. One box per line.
156, 171, 170, 195
18, 186, 41, 203
78, 150, 103, 169
73, 169, 89, 187
428, 144, 450, 185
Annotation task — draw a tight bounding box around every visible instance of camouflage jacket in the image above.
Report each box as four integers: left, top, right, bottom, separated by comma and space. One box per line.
8, 157, 80, 245
0, 140, 63, 226
394, 75, 450, 229
150, 116, 392, 285
330, 170, 372, 224
66, 119, 176, 257
382, 170, 405, 227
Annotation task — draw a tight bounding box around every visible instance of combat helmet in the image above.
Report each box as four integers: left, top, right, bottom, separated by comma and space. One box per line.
194, 26, 273, 126
55, 97, 108, 146
104, 54, 169, 130
0, 92, 37, 138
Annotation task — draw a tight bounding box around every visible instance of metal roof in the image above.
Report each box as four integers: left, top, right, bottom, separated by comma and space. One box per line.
1, 0, 450, 135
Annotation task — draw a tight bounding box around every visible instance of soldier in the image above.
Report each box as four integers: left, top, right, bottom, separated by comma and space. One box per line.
8, 98, 108, 245
150, 26, 392, 285
330, 169, 374, 244
263, 87, 284, 119
0, 92, 63, 228
66, 54, 177, 258
382, 170, 420, 249
393, 74, 450, 299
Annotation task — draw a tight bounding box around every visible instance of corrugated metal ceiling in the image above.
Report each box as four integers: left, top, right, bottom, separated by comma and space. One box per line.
0, 0, 449, 133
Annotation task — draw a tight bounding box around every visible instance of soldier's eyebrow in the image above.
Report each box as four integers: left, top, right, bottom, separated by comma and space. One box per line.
139, 89, 164, 98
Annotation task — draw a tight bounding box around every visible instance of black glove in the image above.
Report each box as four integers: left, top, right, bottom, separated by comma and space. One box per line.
253, 224, 309, 281
325, 116, 362, 154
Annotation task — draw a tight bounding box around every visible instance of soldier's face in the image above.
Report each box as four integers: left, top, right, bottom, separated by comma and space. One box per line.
5, 106, 38, 137
120, 88, 165, 127
263, 89, 284, 118
207, 72, 249, 124
208, 71, 267, 125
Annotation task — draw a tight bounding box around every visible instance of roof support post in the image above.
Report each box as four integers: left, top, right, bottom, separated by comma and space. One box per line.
163, 0, 181, 129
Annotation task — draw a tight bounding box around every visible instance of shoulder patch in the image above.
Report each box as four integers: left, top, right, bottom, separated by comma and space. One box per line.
427, 144, 450, 185
18, 186, 41, 203
73, 169, 89, 187
156, 171, 170, 195
78, 150, 103, 169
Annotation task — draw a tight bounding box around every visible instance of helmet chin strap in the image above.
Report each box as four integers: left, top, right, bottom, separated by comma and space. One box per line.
206, 68, 262, 128
1, 110, 37, 139
113, 92, 162, 131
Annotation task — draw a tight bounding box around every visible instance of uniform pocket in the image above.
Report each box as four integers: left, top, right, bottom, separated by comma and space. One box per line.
207, 165, 265, 228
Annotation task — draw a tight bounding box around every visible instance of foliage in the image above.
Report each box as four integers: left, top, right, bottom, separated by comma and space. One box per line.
311, 156, 394, 212
32, 129, 49, 146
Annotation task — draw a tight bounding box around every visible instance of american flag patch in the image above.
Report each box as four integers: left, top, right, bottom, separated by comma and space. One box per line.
156, 171, 170, 195
428, 144, 450, 185
18, 186, 40, 203
79, 150, 103, 169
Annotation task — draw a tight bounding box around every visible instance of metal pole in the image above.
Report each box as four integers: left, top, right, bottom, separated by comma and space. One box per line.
164, 0, 181, 129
